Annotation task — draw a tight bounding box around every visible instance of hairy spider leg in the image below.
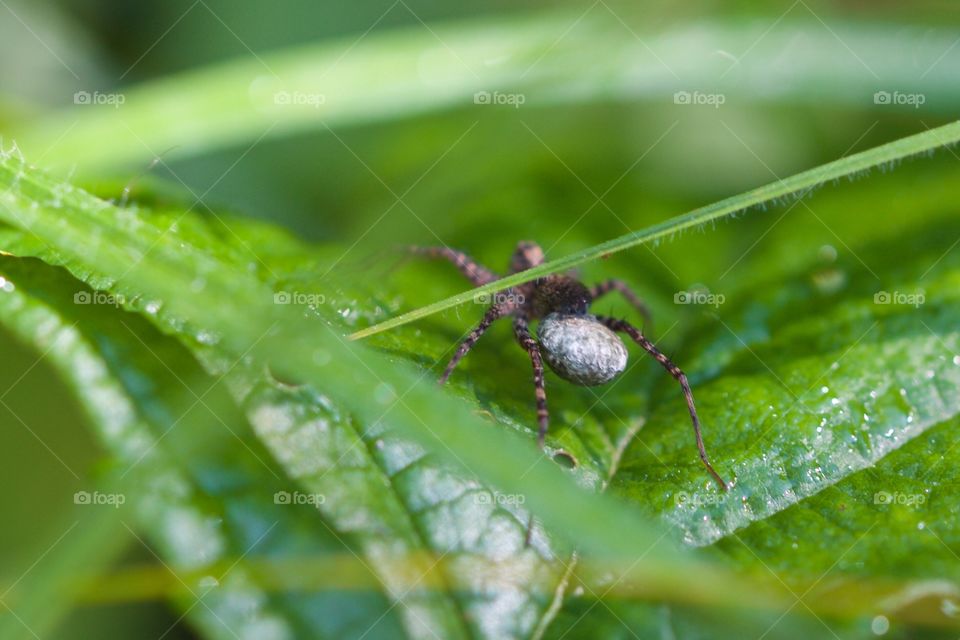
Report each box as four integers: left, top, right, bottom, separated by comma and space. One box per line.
513, 316, 549, 447
408, 246, 500, 286
514, 313, 550, 547
597, 316, 729, 491
589, 279, 655, 336
508, 241, 546, 274
438, 305, 508, 384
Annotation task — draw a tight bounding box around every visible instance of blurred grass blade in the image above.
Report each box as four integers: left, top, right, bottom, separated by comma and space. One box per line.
11, 14, 960, 171
0, 257, 409, 639
350, 120, 960, 340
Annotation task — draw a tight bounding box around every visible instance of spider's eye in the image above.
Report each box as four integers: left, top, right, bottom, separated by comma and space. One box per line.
537, 314, 628, 386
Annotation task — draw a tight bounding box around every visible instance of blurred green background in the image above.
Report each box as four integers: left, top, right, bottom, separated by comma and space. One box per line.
2, 0, 959, 637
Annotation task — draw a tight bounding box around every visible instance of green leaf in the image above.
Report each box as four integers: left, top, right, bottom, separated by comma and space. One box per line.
558, 196, 960, 633
616, 216, 960, 541
719, 414, 960, 625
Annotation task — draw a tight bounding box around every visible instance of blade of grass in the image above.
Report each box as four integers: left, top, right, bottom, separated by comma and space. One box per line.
11, 14, 960, 171
349, 120, 960, 340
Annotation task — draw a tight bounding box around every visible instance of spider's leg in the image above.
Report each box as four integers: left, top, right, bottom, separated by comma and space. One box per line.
514, 315, 548, 548
596, 316, 728, 490
508, 241, 546, 274
409, 246, 499, 286
513, 316, 549, 447
438, 305, 506, 384
589, 279, 654, 336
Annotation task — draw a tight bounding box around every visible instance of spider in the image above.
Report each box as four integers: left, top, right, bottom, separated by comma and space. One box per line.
408, 241, 728, 490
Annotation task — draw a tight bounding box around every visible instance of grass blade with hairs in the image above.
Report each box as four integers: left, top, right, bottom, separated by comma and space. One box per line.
350, 120, 960, 340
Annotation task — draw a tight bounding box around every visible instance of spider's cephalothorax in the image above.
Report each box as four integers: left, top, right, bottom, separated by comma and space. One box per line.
408, 241, 728, 490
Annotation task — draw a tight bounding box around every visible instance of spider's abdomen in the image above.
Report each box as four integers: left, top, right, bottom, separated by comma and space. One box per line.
537, 314, 628, 386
